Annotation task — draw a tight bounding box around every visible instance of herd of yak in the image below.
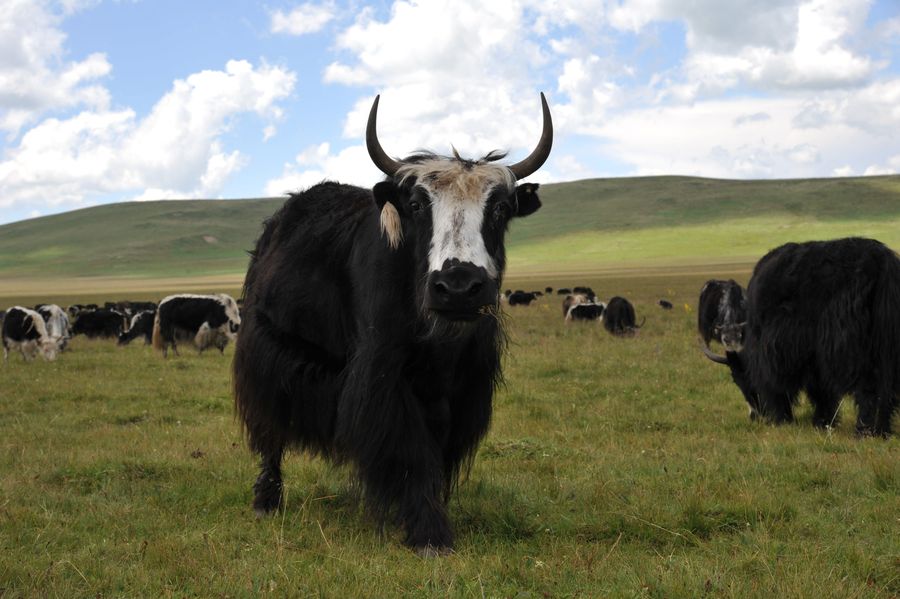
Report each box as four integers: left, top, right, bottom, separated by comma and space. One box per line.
0, 292, 242, 362
4, 93, 899, 556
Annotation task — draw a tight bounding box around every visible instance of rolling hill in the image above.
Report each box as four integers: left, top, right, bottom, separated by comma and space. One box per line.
2, 175, 899, 282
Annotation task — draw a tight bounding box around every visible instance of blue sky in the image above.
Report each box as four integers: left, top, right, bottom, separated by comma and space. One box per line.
1, 0, 898, 225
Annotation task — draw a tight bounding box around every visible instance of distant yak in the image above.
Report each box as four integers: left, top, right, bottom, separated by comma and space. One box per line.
603, 296, 643, 336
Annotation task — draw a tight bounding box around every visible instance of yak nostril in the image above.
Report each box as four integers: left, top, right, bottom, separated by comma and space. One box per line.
434, 280, 451, 296
466, 280, 483, 297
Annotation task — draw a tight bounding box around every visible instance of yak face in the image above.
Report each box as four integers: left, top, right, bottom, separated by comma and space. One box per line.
365, 93, 552, 326
716, 282, 748, 352
373, 155, 541, 322
40, 338, 59, 361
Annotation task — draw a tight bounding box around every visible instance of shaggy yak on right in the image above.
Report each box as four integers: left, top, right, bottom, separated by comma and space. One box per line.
703, 237, 900, 436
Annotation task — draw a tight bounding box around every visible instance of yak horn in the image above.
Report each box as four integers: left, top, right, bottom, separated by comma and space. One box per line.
508, 92, 554, 180
366, 95, 403, 177
699, 340, 729, 365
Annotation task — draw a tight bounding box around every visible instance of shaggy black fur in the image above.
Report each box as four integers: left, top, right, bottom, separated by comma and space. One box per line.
72, 308, 125, 339
715, 237, 900, 436
234, 171, 541, 553
603, 296, 643, 336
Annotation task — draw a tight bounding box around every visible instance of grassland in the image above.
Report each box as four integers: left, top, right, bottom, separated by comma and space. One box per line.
1, 175, 898, 596
1, 174, 899, 284
1, 274, 897, 598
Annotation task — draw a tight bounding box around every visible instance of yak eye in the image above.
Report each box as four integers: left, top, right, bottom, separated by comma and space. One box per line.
409, 200, 422, 213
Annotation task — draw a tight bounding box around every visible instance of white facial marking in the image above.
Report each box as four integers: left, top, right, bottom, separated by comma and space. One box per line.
428, 189, 497, 277
396, 157, 514, 279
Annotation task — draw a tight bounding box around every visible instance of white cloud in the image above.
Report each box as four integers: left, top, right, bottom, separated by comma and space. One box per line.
0, 60, 296, 209
596, 92, 899, 178
832, 165, 854, 176
0, 0, 111, 134
265, 143, 381, 195
313, 0, 558, 186
270, 2, 336, 36
863, 154, 900, 175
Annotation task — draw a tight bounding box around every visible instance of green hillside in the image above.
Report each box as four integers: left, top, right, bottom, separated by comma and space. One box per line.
2, 175, 899, 280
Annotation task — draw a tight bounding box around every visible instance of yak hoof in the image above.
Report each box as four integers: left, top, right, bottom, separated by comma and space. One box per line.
252, 490, 282, 517
254, 507, 275, 519
415, 544, 454, 558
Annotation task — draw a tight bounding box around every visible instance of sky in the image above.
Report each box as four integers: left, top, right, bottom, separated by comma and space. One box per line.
1, 0, 899, 225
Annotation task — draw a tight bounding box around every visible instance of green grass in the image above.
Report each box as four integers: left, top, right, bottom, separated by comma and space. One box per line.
1, 273, 897, 598
2, 175, 899, 280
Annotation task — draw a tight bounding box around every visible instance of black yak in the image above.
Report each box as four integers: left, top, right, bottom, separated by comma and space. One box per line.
507, 290, 538, 306
702, 237, 900, 436
603, 296, 643, 336
233, 93, 552, 554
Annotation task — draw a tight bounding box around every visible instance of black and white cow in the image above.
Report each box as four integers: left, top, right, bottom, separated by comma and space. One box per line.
561, 293, 588, 316
2, 307, 59, 362
35, 304, 71, 351
658, 299, 673, 310
566, 302, 606, 322
697, 279, 747, 352
701, 238, 900, 436
603, 296, 644, 336
118, 309, 157, 346
234, 93, 552, 554
152, 294, 240, 357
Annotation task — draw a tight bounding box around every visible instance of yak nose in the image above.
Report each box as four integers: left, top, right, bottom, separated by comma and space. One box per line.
427, 262, 496, 316
433, 267, 484, 298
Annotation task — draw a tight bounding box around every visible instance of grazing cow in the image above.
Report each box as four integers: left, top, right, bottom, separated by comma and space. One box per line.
72, 308, 126, 339
557, 288, 571, 295
701, 238, 900, 436
698, 279, 747, 352
561, 293, 588, 317
545, 286, 553, 294
658, 299, 673, 310
508, 290, 538, 306
152, 294, 240, 357
234, 93, 552, 554
566, 302, 605, 322
118, 309, 156, 346
2, 307, 58, 362
603, 296, 644, 336
35, 304, 71, 350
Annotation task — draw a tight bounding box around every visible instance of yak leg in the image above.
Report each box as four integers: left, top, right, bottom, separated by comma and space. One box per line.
252, 446, 284, 516
758, 387, 794, 424
806, 383, 840, 429
853, 388, 893, 437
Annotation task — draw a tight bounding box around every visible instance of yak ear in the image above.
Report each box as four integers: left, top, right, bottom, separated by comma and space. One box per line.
515, 182, 541, 217
373, 181, 403, 250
